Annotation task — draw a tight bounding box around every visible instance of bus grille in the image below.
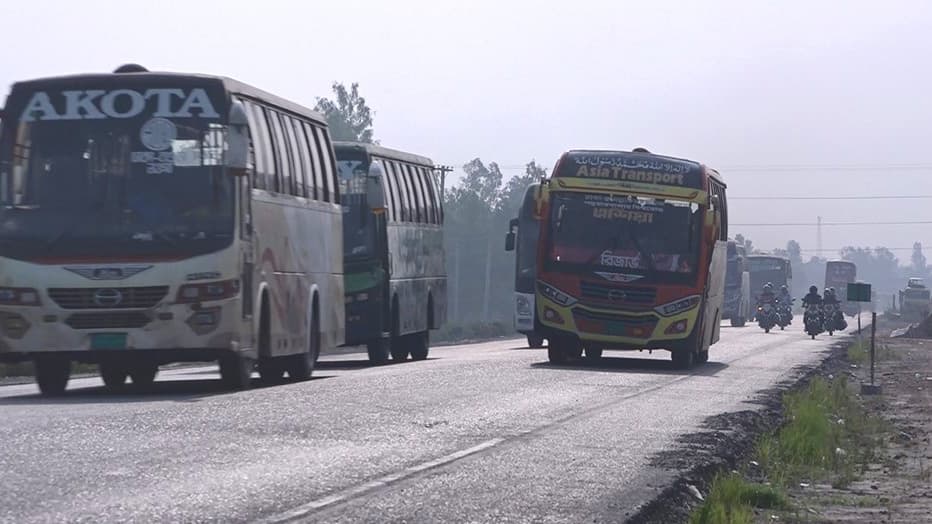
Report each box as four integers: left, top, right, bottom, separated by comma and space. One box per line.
579, 282, 656, 310
48, 286, 170, 309
65, 312, 152, 330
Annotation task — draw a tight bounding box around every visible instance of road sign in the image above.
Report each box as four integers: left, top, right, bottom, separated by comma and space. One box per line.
848, 282, 872, 303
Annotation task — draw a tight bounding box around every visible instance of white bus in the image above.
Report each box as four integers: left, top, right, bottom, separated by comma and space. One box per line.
334, 142, 447, 363
0, 64, 344, 395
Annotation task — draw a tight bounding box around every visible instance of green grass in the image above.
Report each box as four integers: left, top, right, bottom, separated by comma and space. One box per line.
691, 373, 885, 523
691, 473, 786, 524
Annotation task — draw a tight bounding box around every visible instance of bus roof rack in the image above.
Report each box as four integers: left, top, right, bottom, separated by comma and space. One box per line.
113, 64, 149, 74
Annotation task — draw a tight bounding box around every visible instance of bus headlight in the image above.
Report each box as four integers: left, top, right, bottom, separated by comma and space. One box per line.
654, 295, 701, 317
0, 287, 41, 306
176, 279, 240, 303
538, 282, 577, 307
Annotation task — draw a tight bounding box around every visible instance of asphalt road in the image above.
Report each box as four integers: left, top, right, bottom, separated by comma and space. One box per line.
0, 322, 856, 523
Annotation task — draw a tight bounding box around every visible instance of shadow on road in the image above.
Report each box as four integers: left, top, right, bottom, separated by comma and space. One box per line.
530, 356, 729, 376
0, 375, 333, 405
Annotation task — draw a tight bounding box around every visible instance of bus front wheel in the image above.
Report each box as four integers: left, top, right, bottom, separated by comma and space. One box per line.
220, 352, 253, 390
409, 331, 430, 361
367, 340, 391, 364
35, 356, 71, 396
671, 349, 695, 369
527, 334, 545, 349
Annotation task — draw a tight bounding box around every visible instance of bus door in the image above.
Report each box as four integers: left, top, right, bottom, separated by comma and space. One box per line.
376, 211, 391, 335
239, 175, 255, 319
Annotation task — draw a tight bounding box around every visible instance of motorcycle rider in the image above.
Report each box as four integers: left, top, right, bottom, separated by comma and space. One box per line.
823, 287, 843, 331
801, 285, 823, 328
823, 287, 840, 307
759, 283, 776, 306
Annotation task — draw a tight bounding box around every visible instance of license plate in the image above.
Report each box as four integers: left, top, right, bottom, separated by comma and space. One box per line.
91, 333, 127, 350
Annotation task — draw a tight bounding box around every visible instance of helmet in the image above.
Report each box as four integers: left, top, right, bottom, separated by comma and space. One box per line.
764, 283, 773, 290
780, 285, 788, 292
810, 285, 818, 294
829, 287, 835, 293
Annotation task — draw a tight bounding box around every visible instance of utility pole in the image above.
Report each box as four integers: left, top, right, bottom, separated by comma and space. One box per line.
435, 165, 453, 202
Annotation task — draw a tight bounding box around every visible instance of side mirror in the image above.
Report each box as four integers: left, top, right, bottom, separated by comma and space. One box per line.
505, 231, 516, 252
225, 101, 249, 176
366, 161, 387, 213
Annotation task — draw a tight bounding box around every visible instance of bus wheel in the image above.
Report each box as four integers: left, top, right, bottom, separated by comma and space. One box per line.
671, 349, 695, 369
697, 349, 709, 364
99, 361, 128, 390
390, 342, 410, 362
409, 331, 430, 361
585, 346, 603, 361
35, 356, 71, 396
548, 337, 577, 365
258, 360, 285, 383
220, 352, 253, 390
287, 305, 319, 381
367, 340, 390, 364
129, 364, 158, 389
527, 334, 545, 348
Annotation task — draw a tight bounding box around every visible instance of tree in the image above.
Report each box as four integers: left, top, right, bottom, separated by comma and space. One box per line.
912, 242, 927, 276
314, 82, 375, 143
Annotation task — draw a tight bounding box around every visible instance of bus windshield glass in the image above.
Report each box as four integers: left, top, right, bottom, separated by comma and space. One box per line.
0, 85, 234, 261
546, 191, 701, 280
336, 158, 376, 260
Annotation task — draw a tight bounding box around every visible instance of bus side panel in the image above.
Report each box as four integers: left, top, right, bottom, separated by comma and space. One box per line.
706, 239, 727, 345
252, 193, 344, 358
387, 223, 446, 336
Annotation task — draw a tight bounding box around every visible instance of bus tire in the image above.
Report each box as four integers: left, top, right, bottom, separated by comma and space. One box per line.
389, 302, 408, 362
671, 349, 695, 369
409, 331, 430, 361
258, 360, 285, 383
697, 349, 709, 364
220, 352, 253, 390
99, 361, 128, 390
35, 356, 70, 396
129, 364, 158, 389
367, 340, 390, 364
527, 334, 545, 348
585, 346, 603, 361
287, 302, 319, 381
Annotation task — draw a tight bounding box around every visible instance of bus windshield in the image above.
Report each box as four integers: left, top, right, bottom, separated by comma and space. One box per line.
546, 191, 701, 278
336, 158, 376, 260
0, 105, 234, 261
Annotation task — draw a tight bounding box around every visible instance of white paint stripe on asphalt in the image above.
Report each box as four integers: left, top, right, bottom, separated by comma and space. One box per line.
255, 437, 506, 524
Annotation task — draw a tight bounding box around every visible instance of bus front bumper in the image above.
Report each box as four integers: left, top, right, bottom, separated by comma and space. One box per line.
0, 299, 246, 363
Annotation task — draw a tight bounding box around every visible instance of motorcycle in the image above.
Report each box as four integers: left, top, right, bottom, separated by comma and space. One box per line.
757, 302, 778, 333
776, 299, 794, 331
823, 303, 847, 336
804, 303, 823, 339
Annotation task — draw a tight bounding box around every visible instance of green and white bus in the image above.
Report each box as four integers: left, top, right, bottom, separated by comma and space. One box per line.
0, 65, 345, 394
334, 142, 447, 363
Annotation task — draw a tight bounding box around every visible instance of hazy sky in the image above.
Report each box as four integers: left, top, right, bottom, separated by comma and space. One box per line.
3, 0, 931, 260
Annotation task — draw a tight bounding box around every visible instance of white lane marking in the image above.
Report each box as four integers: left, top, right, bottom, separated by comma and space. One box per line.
255, 438, 505, 524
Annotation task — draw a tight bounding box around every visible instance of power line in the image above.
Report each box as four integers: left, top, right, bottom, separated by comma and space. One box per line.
732, 194, 932, 201
732, 220, 932, 227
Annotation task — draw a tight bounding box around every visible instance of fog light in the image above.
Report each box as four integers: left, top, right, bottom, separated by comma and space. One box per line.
543, 306, 564, 325
194, 311, 217, 326
0, 312, 30, 339
665, 319, 689, 335
186, 307, 221, 335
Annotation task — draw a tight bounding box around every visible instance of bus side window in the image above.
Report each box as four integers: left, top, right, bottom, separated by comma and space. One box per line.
405, 164, 423, 223
283, 116, 308, 198
379, 158, 399, 222
421, 167, 438, 224
718, 184, 728, 240
387, 162, 407, 221
320, 130, 340, 205
412, 166, 430, 223
266, 110, 294, 195
311, 126, 332, 202
301, 121, 323, 201
397, 162, 414, 222
246, 102, 275, 190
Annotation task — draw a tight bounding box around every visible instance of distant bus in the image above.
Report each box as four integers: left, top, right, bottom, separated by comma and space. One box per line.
747, 255, 792, 306
825, 260, 857, 316
505, 183, 545, 348
0, 65, 345, 395
334, 142, 447, 363
723, 240, 750, 327
534, 149, 727, 368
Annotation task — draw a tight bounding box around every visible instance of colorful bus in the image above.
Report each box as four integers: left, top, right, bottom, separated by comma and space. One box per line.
505, 183, 545, 348
825, 260, 857, 316
534, 149, 727, 368
334, 142, 447, 363
0, 65, 345, 394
